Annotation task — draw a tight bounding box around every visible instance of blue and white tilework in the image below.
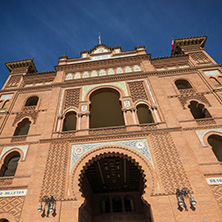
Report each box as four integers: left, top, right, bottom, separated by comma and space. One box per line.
70, 139, 154, 173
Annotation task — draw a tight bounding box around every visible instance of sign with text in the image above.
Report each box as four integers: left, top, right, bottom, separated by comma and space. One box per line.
206, 177, 222, 185
0, 189, 27, 197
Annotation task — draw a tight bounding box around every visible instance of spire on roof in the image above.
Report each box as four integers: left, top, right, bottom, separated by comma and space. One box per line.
98, 32, 101, 44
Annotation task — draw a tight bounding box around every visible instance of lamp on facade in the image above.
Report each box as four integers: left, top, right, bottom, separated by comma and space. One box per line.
37, 196, 56, 217
176, 188, 196, 211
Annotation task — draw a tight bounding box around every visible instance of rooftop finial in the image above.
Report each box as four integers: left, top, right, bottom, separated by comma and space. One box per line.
98, 32, 101, 44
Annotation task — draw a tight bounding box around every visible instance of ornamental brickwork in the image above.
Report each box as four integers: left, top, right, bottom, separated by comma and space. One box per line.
0, 197, 25, 222
0, 36, 222, 222
40, 142, 69, 200
128, 81, 148, 102
63, 88, 80, 110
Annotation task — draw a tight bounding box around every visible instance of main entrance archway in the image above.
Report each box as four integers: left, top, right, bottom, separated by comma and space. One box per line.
78, 152, 153, 222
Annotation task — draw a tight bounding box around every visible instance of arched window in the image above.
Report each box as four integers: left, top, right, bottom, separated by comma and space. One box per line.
112, 196, 122, 212
210, 77, 221, 85
14, 118, 31, 136
137, 104, 154, 124
207, 135, 222, 161
0, 151, 20, 177
90, 88, 124, 128
25, 96, 39, 106
2, 100, 9, 109
0, 219, 9, 222
175, 79, 192, 90
124, 196, 134, 212
62, 111, 77, 131
188, 101, 211, 119
100, 197, 110, 213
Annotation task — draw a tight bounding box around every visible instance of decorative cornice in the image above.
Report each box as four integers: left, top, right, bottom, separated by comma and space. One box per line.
0, 64, 221, 94
39, 126, 182, 144
5, 58, 37, 73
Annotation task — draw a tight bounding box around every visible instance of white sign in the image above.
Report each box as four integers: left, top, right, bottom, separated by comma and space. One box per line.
91, 54, 111, 60
206, 177, 222, 185
0, 189, 27, 197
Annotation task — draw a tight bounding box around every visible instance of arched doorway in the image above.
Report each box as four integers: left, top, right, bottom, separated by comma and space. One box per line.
78, 153, 153, 222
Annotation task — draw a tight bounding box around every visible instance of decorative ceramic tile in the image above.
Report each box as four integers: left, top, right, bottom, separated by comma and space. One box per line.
66, 73, 73, 80
82, 72, 89, 78
74, 72, 81, 79
0, 94, 13, 100
195, 128, 222, 146
125, 66, 132, 73
0, 145, 29, 161
81, 105, 87, 112
133, 65, 141, 72
91, 70, 97, 77
116, 67, 123, 74
70, 139, 154, 173
108, 68, 115, 75
124, 100, 131, 107
204, 70, 221, 77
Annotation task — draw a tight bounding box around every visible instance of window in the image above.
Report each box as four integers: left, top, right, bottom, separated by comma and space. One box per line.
0, 151, 20, 177
62, 111, 77, 131
25, 96, 39, 106
14, 118, 31, 136
100, 197, 110, 213
209, 77, 221, 85
188, 101, 211, 119
0, 219, 9, 222
90, 88, 124, 128
175, 79, 192, 90
124, 196, 134, 212
137, 104, 154, 124
2, 100, 9, 109
207, 135, 222, 161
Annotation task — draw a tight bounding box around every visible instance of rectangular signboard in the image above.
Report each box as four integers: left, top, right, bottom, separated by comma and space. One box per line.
0, 189, 27, 197
206, 177, 222, 185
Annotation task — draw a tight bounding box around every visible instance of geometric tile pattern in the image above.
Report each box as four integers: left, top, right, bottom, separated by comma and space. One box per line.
0, 196, 25, 222
70, 139, 154, 174
149, 132, 192, 194
40, 141, 69, 200
211, 185, 222, 211
64, 88, 80, 110
128, 81, 148, 102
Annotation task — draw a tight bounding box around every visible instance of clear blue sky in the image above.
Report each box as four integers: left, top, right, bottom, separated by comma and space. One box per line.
0, 0, 221, 88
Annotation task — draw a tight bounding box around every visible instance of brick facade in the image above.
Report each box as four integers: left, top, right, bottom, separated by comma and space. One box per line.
0, 36, 222, 221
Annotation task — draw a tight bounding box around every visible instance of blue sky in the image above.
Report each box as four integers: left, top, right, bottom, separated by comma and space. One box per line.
0, 0, 221, 88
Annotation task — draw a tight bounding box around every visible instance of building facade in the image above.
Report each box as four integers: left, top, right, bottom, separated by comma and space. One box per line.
0, 36, 222, 222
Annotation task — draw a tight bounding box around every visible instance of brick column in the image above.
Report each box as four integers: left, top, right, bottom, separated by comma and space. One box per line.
122, 108, 128, 125
77, 113, 82, 130
152, 105, 161, 123
131, 108, 138, 124
56, 115, 63, 132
